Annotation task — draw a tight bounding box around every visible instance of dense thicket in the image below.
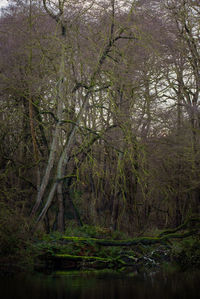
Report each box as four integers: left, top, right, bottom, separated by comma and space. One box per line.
0, 0, 200, 236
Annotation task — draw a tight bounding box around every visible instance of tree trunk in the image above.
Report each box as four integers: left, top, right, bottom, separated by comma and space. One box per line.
57, 181, 65, 232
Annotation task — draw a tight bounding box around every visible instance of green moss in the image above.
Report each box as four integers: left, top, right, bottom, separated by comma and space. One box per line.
54, 254, 112, 262
33, 224, 200, 272
158, 217, 200, 238
62, 236, 165, 246
63, 236, 98, 242
65, 224, 128, 240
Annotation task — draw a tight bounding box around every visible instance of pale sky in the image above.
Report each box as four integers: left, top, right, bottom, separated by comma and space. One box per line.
0, 0, 8, 9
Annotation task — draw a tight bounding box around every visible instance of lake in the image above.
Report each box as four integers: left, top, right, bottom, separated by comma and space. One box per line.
1, 269, 200, 299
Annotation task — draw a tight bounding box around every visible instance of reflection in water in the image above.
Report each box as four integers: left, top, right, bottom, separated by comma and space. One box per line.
1, 269, 200, 299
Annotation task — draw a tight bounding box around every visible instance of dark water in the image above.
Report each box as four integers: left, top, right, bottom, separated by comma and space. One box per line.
1, 269, 200, 299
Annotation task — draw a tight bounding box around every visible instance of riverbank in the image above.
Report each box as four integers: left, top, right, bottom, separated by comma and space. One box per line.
1, 217, 200, 275
34, 218, 200, 274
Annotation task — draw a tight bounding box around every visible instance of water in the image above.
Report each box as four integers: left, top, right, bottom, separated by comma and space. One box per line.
1, 269, 200, 299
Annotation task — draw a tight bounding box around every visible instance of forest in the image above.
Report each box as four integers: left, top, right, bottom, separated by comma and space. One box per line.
0, 0, 200, 274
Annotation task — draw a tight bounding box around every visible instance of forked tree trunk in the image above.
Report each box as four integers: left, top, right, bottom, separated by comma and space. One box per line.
33, 0, 137, 228
31, 7, 66, 217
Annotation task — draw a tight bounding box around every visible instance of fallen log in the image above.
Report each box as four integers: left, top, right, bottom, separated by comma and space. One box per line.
54, 254, 112, 262
48, 253, 120, 270
61, 229, 198, 247
158, 217, 200, 237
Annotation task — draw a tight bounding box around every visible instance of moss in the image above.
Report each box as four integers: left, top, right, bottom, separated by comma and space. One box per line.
33, 223, 200, 272
54, 254, 112, 262
158, 217, 200, 238
62, 236, 167, 246
65, 224, 128, 240
62, 236, 98, 244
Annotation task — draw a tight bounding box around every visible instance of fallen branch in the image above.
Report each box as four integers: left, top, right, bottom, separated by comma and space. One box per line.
158, 217, 200, 238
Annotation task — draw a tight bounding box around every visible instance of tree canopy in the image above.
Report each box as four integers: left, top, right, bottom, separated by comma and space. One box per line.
0, 0, 200, 234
